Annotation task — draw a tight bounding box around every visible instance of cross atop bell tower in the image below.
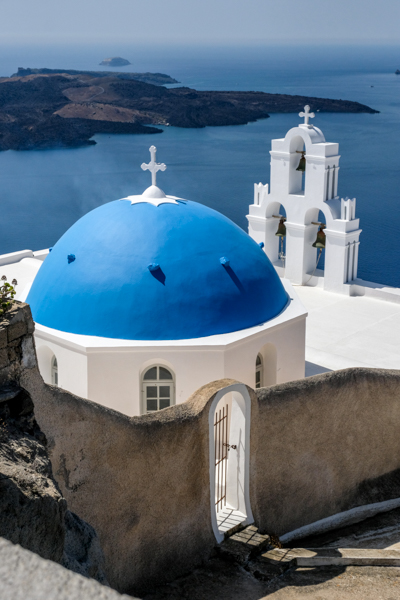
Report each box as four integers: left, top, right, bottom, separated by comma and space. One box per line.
299, 105, 315, 127
141, 146, 167, 187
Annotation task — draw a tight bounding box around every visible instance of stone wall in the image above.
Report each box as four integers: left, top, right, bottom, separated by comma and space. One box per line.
24, 370, 230, 595
250, 369, 400, 536
0, 302, 36, 385
5, 303, 400, 595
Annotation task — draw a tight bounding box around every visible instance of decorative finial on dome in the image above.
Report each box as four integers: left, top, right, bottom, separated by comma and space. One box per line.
141, 146, 166, 186
299, 105, 315, 127
121, 146, 181, 205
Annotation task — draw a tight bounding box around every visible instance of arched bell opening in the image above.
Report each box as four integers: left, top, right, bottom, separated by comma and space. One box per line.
273, 204, 287, 269
304, 208, 327, 281
263, 201, 287, 268
209, 384, 253, 543
288, 135, 307, 195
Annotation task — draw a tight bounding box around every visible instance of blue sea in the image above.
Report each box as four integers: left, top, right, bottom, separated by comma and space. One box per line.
0, 43, 399, 286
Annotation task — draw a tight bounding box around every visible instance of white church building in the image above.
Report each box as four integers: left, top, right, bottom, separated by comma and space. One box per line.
2, 107, 400, 416
14, 141, 309, 416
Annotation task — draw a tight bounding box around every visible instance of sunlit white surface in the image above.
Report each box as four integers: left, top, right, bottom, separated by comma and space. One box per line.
297, 285, 400, 375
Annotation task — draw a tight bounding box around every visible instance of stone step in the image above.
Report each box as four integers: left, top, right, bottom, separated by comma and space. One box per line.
262, 547, 400, 567
219, 525, 272, 564
229, 525, 271, 550
223, 521, 245, 539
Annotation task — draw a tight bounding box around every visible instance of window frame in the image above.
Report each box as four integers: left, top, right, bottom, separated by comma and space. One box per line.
255, 353, 263, 389
51, 355, 58, 386
141, 365, 175, 414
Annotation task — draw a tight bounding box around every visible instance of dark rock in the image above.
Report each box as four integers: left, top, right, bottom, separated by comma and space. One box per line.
0, 327, 7, 348
0, 386, 65, 562
0, 383, 20, 403
0, 349, 8, 369
7, 320, 27, 343
0, 382, 108, 583
62, 510, 109, 585
218, 538, 253, 565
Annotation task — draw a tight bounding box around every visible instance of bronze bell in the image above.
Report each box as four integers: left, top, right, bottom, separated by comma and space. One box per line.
275, 218, 286, 237
296, 152, 306, 172
312, 226, 326, 249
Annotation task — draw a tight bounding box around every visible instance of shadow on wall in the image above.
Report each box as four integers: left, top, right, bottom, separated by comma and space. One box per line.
257, 342, 277, 387
7, 304, 400, 595
305, 361, 332, 377
251, 368, 400, 538
25, 366, 400, 595
222, 264, 245, 294
35, 344, 56, 385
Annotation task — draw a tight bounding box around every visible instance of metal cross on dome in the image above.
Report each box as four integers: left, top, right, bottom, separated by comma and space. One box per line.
299, 105, 315, 126
141, 145, 167, 186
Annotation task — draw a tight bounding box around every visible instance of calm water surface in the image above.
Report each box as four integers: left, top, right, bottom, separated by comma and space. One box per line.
0, 44, 399, 286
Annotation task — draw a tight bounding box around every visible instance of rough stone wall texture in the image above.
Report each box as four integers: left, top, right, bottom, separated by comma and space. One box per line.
23, 370, 231, 595
0, 303, 36, 385
0, 302, 108, 585
5, 302, 400, 595
251, 369, 400, 536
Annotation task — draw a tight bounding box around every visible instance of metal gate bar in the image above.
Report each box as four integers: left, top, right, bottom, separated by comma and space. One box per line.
215, 404, 229, 513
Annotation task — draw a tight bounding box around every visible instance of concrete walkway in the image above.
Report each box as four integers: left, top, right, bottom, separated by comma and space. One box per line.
263, 546, 400, 567
144, 509, 400, 600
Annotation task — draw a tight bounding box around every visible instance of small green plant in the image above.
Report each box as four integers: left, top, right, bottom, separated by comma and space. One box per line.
0, 275, 18, 316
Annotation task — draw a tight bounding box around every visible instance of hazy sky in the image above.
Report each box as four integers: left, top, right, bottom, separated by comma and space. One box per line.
1, 0, 399, 46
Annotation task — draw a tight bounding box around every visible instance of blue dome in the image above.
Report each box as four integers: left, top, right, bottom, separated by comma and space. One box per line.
27, 197, 288, 340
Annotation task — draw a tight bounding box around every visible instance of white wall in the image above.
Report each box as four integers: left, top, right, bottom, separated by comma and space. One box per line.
224, 317, 306, 388
35, 337, 88, 398
226, 393, 247, 514
84, 315, 306, 416
33, 287, 306, 417
87, 348, 225, 416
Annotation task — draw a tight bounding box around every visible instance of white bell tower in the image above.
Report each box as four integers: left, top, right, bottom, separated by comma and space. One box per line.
247, 107, 361, 294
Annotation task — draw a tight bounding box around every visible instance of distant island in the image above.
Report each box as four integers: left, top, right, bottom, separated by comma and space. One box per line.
396, 69, 400, 75
14, 67, 178, 86
99, 57, 131, 67
0, 68, 379, 152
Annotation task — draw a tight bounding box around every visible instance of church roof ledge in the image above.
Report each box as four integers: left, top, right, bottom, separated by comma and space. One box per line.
33, 280, 306, 351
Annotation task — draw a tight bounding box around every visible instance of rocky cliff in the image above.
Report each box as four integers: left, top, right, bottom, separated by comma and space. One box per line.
0, 302, 108, 585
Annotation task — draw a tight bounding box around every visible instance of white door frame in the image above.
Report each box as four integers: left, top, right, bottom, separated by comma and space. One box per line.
208, 383, 254, 543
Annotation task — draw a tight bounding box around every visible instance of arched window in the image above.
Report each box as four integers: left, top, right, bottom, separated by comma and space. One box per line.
142, 365, 175, 413
255, 353, 263, 389
51, 356, 58, 386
